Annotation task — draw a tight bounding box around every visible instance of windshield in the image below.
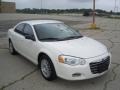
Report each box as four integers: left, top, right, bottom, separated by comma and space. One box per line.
34, 23, 83, 41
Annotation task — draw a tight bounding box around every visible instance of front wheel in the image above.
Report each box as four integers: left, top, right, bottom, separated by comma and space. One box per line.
39, 55, 57, 81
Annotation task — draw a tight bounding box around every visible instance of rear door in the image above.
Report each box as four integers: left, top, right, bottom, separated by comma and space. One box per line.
12, 23, 25, 53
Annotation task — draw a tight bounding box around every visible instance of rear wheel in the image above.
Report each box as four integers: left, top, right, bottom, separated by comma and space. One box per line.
39, 55, 57, 81
9, 40, 17, 55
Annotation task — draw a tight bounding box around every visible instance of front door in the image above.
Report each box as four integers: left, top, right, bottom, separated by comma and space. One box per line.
22, 24, 38, 64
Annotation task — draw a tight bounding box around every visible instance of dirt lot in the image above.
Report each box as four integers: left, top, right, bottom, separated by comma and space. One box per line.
0, 14, 120, 90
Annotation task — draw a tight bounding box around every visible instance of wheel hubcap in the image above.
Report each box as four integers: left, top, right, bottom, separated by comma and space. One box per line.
41, 59, 51, 78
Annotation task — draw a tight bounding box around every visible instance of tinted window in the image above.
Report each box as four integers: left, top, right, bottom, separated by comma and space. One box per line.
15, 23, 25, 34
23, 24, 34, 36
34, 23, 82, 41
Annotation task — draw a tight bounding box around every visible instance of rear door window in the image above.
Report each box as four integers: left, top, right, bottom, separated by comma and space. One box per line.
15, 23, 25, 35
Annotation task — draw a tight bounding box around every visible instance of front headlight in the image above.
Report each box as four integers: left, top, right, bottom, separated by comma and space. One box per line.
58, 55, 86, 66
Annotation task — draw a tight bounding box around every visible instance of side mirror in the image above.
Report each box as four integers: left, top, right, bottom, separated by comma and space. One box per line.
25, 35, 35, 41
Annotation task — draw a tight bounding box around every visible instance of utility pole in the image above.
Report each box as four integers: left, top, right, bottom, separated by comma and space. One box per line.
91, 0, 97, 29
41, 0, 43, 14
0, 0, 1, 13
114, 0, 119, 12
93, 0, 95, 24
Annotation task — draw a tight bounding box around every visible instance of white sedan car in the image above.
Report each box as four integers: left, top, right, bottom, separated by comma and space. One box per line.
8, 20, 111, 81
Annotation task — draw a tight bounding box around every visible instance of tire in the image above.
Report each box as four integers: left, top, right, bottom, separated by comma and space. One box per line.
9, 40, 17, 55
39, 55, 57, 81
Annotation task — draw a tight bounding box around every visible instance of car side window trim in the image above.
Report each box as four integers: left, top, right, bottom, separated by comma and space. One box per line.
14, 23, 26, 36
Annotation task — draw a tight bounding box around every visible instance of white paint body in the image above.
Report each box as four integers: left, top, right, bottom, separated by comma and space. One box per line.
8, 20, 111, 80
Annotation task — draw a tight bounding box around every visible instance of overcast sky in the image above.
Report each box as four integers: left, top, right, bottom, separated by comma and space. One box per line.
2, 0, 119, 11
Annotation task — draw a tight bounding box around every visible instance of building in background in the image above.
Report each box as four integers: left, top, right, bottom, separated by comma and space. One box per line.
0, 2, 16, 13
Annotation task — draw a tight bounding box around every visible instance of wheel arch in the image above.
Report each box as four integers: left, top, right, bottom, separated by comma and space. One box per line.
37, 52, 57, 72
38, 52, 49, 66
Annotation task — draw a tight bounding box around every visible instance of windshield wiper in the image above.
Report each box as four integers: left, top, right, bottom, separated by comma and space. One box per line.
40, 38, 62, 41
40, 36, 83, 41
61, 35, 83, 40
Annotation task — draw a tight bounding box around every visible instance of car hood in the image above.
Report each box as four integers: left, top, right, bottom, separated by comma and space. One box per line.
44, 37, 108, 58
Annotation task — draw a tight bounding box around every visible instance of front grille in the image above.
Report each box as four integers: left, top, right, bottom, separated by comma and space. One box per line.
90, 56, 110, 74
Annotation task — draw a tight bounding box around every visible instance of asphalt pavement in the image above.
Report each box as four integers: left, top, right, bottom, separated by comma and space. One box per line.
0, 14, 120, 90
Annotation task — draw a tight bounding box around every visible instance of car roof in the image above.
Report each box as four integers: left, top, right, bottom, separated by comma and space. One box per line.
21, 20, 63, 25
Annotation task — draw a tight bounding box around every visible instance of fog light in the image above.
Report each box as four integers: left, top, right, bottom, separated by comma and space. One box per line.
72, 73, 81, 77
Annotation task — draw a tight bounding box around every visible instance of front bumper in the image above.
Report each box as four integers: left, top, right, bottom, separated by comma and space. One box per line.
56, 52, 111, 80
